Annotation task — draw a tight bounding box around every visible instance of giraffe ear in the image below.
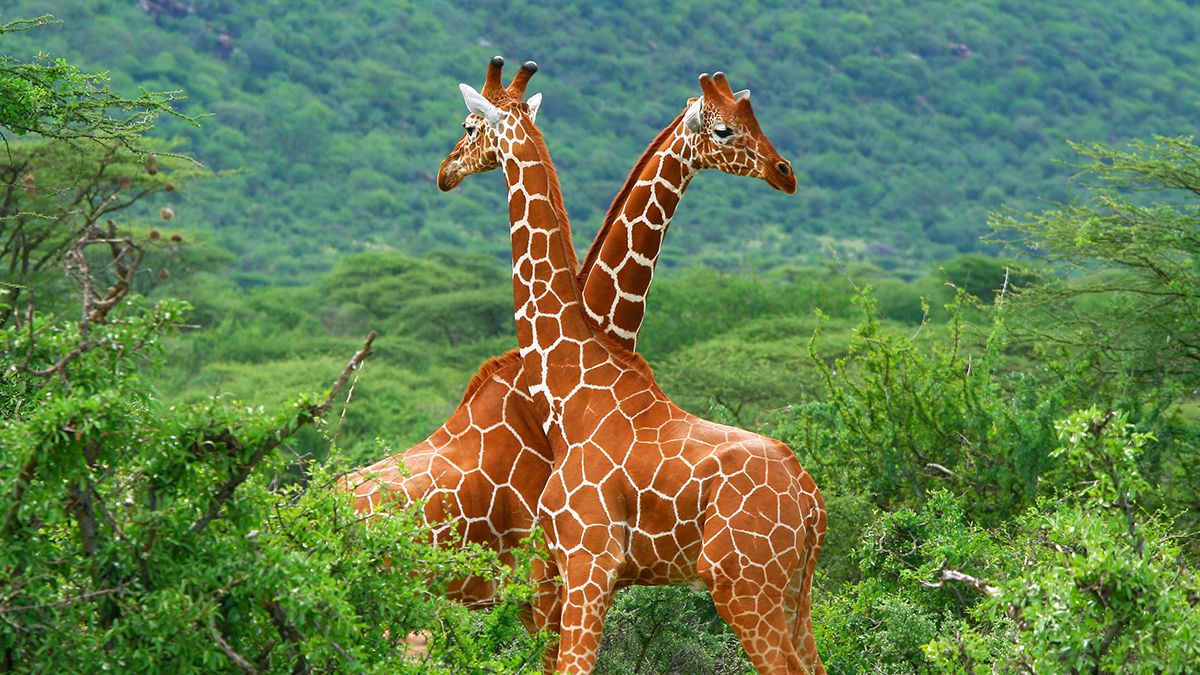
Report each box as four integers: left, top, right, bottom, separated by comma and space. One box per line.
732, 89, 750, 102
683, 96, 704, 133
527, 92, 543, 123
459, 83, 501, 126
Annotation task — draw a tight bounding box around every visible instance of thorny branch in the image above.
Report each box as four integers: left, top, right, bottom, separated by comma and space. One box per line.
6, 221, 144, 383
921, 569, 999, 597
187, 331, 377, 536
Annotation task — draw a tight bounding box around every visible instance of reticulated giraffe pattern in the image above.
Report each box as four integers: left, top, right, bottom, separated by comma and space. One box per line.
343, 64, 804, 616
578, 72, 797, 350
434, 57, 826, 675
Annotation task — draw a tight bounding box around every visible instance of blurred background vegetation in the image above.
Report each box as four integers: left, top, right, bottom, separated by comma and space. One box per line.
4, 0, 1200, 283
3, 1, 1199, 673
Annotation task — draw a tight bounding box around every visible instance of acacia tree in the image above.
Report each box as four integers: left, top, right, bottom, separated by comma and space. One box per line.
991, 137, 1200, 392
1, 14, 208, 327
0, 15, 196, 145
0, 138, 206, 327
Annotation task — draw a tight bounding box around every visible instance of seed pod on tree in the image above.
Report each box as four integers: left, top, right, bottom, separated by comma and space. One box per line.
118, 174, 132, 190
160, 207, 174, 221
22, 174, 34, 195
170, 233, 182, 242
149, 230, 161, 241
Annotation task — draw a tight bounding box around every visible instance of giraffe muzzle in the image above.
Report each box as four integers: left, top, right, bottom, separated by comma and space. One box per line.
768, 160, 798, 194
437, 159, 464, 191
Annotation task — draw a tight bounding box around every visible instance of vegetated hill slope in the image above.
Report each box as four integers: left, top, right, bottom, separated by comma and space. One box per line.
6, 0, 1200, 284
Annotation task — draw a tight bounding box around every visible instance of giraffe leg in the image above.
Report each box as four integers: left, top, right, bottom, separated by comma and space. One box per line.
699, 483, 810, 674
785, 548, 825, 675
788, 481, 827, 675
702, 561, 806, 675
552, 553, 622, 675
529, 556, 563, 675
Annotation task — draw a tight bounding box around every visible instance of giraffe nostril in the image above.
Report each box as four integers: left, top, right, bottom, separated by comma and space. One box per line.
777, 162, 792, 176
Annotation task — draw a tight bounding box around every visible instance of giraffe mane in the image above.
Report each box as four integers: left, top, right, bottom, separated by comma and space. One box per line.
460, 106, 657, 403
460, 348, 524, 403
592, 326, 658, 383
458, 333, 656, 405
517, 109, 581, 275
577, 109, 688, 284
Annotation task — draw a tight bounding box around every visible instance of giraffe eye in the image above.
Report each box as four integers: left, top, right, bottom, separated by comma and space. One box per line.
713, 126, 734, 140
463, 123, 477, 137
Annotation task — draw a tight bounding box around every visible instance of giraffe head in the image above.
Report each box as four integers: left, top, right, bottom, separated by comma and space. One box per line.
438, 56, 543, 191
679, 72, 797, 194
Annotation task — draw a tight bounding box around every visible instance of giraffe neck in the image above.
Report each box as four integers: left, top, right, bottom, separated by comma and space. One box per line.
579, 119, 699, 352
498, 115, 595, 415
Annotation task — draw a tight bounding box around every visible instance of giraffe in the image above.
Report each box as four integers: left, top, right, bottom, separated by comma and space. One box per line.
436, 57, 825, 675
576, 71, 798, 350
343, 63, 807, 618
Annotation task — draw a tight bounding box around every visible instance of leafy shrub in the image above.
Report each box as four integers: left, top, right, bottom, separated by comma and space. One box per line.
595, 585, 751, 675
779, 291, 1063, 524
0, 225, 534, 674
927, 408, 1200, 674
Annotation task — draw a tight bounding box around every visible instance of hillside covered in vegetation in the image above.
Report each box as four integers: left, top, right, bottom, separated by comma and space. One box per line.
5, 0, 1200, 284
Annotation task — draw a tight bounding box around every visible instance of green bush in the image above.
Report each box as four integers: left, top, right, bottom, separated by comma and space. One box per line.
0, 207, 535, 675
595, 585, 751, 675
778, 291, 1063, 524
926, 408, 1200, 674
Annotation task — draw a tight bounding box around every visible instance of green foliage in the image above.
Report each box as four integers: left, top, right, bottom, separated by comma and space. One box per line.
654, 315, 855, 427
0, 15, 200, 144
926, 408, 1200, 674
637, 264, 859, 363
0, 42, 538, 666
0, 230, 538, 673
153, 250, 521, 464
778, 291, 1063, 523
937, 254, 1037, 304
317, 251, 513, 347
9, 0, 1200, 282
5, 11, 1199, 675
813, 491, 1011, 675
991, 136, 1200, 392
816, 410, 1199, 675
595, 585, 751, 675
0, 135, 212, 328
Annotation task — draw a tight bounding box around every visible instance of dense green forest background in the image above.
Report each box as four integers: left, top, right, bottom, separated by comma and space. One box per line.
3, 1, 1199, 673
6, 0, 1200, 282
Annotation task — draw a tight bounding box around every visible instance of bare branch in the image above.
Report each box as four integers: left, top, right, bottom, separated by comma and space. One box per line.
209, 618, 260, 675
921, 569, 999, 597
188, 332, 377, 535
